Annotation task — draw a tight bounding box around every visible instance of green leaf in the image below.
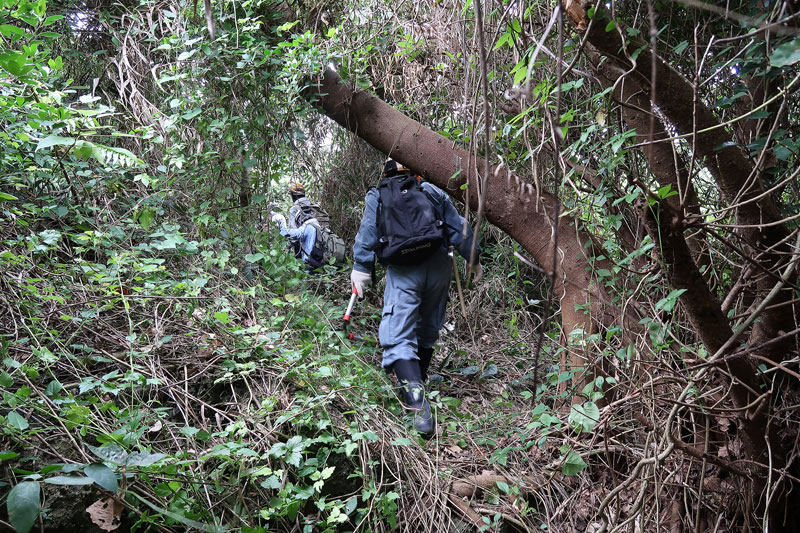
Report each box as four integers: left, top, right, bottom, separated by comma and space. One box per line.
125, 451, 167, 467
568, 402, 600, 432
656, 184, 678, 199
0, 50, 33, 77
244, 253, 264, 263
7, 411, 29, 430
346, 495, 358, 515
561, 451, 587, 476
44, 475, 94, 485
43, 15, 65, 25
182, 107, 202, 119
0, 192, 18, 201
7, 481, 40, 533
177, 49, 197, 61
137, 208, 155, 229
0, 450, 20, 460
36, 135, 75, 151
390, 438, 414, 446
655, 288, 687, 312
87, 444, 129, 465
277, 20, 299, 34
44, 380, 63, 396
493, 32, 510, 50
770, 38, 800, 67
128, 491, 226, 532
85, 463, 118, 492
0, 25, 25, 38
260, 475, 281, 489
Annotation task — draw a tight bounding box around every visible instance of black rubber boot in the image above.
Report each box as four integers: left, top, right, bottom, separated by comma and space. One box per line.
417, 346, 434, 382
391, 358, 435, 438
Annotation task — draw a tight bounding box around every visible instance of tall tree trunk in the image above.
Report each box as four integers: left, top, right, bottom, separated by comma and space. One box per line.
569, 4, 799, 527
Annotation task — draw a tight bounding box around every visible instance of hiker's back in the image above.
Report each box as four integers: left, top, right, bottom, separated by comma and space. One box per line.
288, 198, 345, 267
290, 198, 331, 228
374, 173, 446, 266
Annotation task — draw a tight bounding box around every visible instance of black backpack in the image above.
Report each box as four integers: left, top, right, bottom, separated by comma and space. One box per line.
375, 174, 446, 266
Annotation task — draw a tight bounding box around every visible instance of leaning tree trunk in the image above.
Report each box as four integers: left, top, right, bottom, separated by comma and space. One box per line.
310, 68, 633, 390
569, 3, 799, 528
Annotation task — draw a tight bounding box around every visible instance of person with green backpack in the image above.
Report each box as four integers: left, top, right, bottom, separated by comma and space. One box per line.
350, 159, 483, 438
272, 182, 346, 271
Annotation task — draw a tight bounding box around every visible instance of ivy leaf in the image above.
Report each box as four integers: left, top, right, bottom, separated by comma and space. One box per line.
260, 475, 281, 489
7, 481, 40, 533
7, 411, 29, 430
85, 463, 118, 492
568, 402, 600, 432
561, 451, 588, 476
137, 208, 155, 229
770, 38, 800, 67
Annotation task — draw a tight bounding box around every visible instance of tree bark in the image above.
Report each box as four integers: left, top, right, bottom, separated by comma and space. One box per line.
569, 4, 798, 526
573, 6, 796, 366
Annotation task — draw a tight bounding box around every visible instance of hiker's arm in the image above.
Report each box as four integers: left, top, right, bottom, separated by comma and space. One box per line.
280, 226, 303, 239
352, 189, 379, 274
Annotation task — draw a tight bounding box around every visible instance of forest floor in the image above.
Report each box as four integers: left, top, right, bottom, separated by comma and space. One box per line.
1, 223, 621, 532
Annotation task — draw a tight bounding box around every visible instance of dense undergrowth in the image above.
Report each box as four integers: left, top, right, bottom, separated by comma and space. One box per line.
0, 3, 594, 529
1, 172, 601, 532
4, 0, 800, 530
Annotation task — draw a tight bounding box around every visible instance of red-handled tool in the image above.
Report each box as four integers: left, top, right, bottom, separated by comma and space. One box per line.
341, 286, 377, 344
342, 286, 358, 340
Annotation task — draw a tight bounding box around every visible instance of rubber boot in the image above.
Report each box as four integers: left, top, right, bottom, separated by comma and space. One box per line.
417, 346, 434, 382
391, 358, 435, 438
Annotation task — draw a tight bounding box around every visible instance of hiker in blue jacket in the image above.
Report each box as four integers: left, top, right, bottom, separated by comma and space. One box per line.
350, 159, 483, 437
271, 212, 318, 269
287, 182, 314, 230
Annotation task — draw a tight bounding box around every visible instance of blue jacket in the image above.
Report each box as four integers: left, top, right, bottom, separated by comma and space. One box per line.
353, 181, 478, 274
280, 223, 318, 265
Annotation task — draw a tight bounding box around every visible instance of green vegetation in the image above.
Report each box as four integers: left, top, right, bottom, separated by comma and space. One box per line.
2, 0, 799, 531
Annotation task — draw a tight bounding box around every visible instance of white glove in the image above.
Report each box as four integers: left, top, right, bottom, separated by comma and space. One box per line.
467, 263, 483, 284
270, 213, 287, 230
350, 269, 372, 299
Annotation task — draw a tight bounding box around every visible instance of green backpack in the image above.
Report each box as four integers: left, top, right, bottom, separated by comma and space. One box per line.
311, 223, 346, 266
